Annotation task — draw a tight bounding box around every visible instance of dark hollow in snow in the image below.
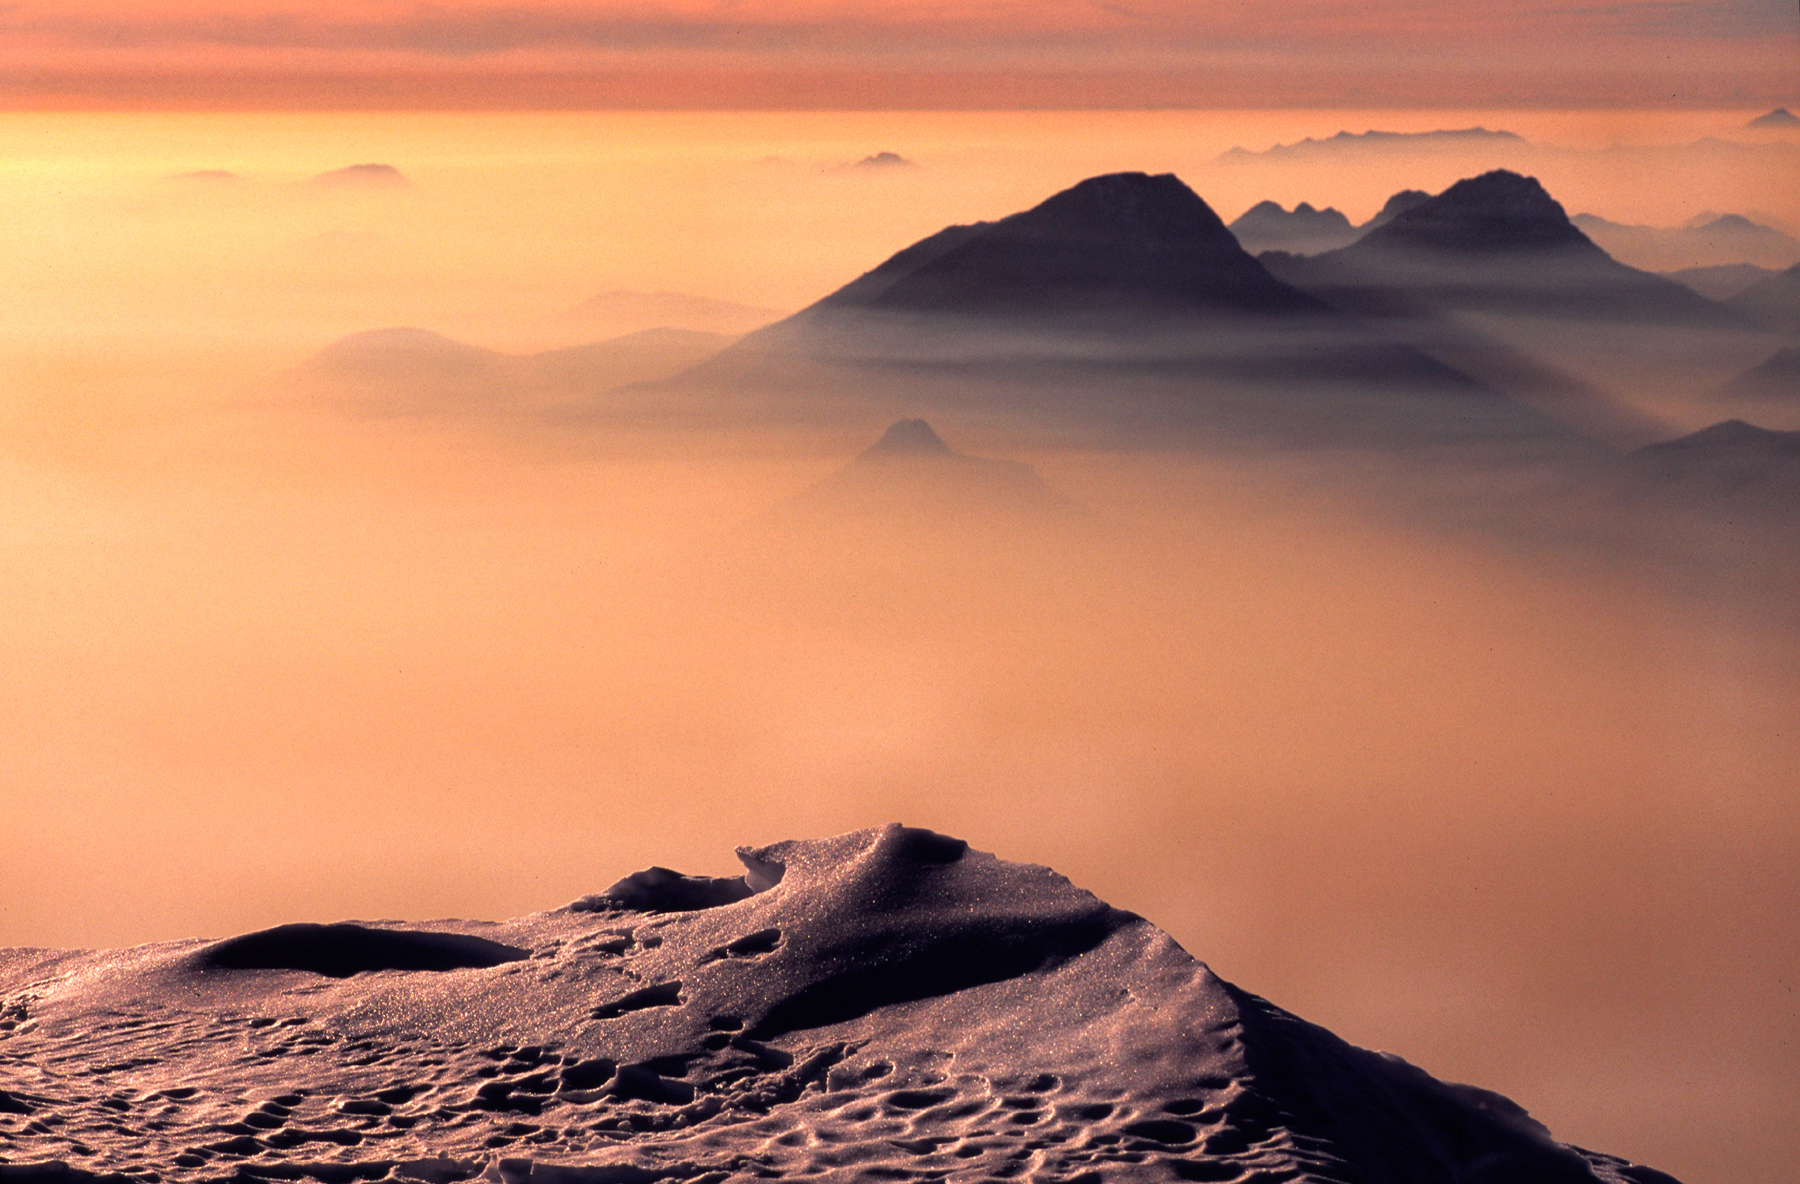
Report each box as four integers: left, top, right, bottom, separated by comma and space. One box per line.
196, 923, 529, 978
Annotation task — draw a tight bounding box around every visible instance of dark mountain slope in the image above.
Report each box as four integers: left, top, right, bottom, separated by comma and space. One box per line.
1228, 200, 1359, 256
652, 173, 1576, 452
1272, 171, 1746, 324
1718, 347, 1800, 404
813, 172, 1319, 323
1728, 261, 1800, 334
1262, 171, 1773, 437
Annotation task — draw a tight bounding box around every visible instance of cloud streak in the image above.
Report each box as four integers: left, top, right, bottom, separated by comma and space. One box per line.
0, 0, 1791, 107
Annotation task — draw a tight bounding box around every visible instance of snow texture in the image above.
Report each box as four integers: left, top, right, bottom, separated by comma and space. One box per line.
0, 827, 1682, 1184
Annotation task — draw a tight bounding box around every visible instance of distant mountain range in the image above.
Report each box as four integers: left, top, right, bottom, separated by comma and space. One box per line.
1726, 262, 1800, 334
297, 326, 734, 413
1218, 128, 1528, 162
1226, 191, 1430, 256
659, 171, 1571, 451
563, 290, 787, 338
1572, 212, 1800, 272
1665, 263, 1778, 302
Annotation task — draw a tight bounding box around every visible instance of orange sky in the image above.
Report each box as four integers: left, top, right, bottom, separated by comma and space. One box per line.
0, 0, 1792, 108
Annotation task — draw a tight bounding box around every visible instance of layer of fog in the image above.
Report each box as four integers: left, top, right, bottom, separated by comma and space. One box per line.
4, 394, 1796, 1183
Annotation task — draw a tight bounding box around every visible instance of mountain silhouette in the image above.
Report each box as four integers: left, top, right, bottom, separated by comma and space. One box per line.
1228, 200, 1358, 255
1258, 171, 1756, 443
1747, 107, 1800, 128
1666, 262, 1777, 302
1364, 188, 1432, 230
1718, 347, 1800, 403
656, 172, 1571, 451
759, 420, 1077, 530
852, 151, 916, 170
1352, 171, 1594, 255
813, 172, 1319, 323
309, 163, 409, 188
1216, 127, 1528, 162
1621, 419, 1800, 514
1573, 211, 1800, 272
1230, 189, 1434, 256
298, 326, 733, 413
1727, 261, 1800, 334
1309, 173, 1761, 327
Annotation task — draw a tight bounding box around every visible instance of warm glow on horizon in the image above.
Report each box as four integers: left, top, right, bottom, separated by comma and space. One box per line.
0, 0, 1790, 108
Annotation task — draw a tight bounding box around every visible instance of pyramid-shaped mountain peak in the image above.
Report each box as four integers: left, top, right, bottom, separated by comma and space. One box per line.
809, 171, 1318, 321
1360, 169, 1596, 255
863, 418, 952, 457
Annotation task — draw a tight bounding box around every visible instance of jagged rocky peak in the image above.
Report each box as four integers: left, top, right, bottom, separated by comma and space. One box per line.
1362, 169, 1597, 255
863, 418, 953, 457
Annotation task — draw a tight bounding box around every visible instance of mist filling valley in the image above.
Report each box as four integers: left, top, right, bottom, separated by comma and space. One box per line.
1, 111, 1796, 1184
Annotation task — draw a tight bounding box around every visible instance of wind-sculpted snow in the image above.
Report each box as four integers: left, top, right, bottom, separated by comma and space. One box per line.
0, 826, 1682, 1184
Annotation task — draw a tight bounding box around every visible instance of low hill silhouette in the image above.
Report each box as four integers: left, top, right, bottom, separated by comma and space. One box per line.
1620, 419, 1800, 516
1573, 212, 1800, 272
1727, 262, 1800, 334
1717, 347, 1800, 405
1666, 263, 1777, 301
309, 163, 408, 188
298, 326, 733, 414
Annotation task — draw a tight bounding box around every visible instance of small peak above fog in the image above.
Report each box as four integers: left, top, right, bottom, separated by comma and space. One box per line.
853, 152, 916, 170
310, 163, 409, 188
863, 418, 952, 458
1746, 108, 1800, 128
1642, 418, 1800, 456
164, 169, 240, 183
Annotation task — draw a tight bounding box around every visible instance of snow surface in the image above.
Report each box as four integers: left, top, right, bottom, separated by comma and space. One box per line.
0, 827, 1681, 1183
